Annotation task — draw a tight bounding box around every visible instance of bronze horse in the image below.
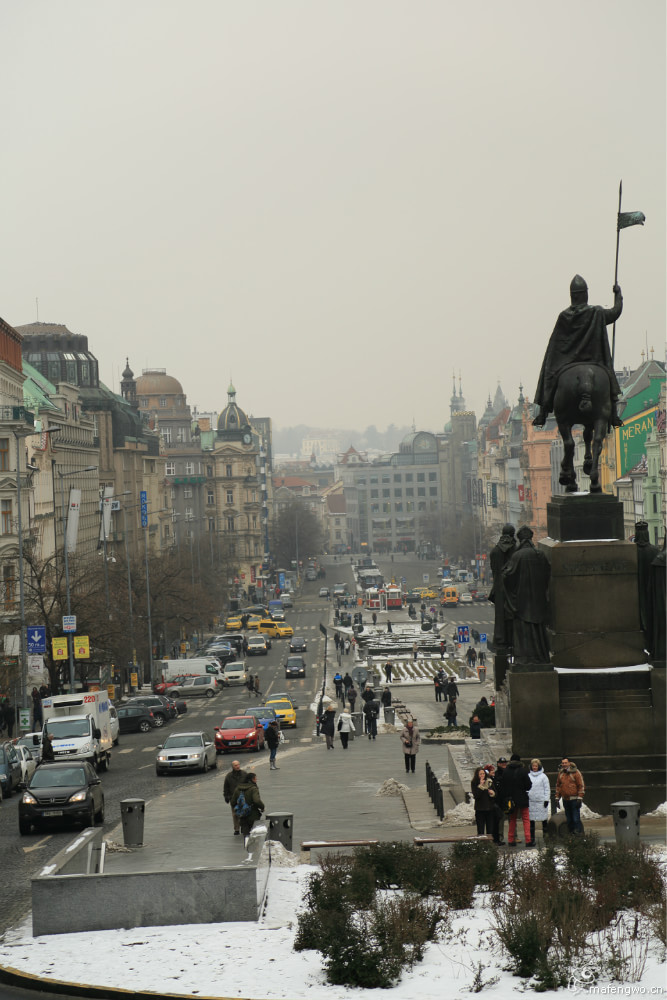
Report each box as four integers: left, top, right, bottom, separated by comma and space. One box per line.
553, 363, 612, 493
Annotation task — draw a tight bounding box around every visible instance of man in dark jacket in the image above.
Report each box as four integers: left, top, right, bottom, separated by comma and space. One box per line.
446, 678, 459, 702
223, 760, 247, 835
266, 719, 281, 770
363, 698, 380, 740
503, 753, 533, 846
347, 685, 357, 712
491, 758, 508, 844
230, 771, 265, 844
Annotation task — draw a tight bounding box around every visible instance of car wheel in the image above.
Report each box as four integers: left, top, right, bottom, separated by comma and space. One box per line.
212, 756, 218, 769
201, 757, 208, 773
139, 720, 151, 733
205, 689, 215, 699
95, 798, 105, 825
156, 767, 163, 776
19, 817, 31, 836
153, 714, 165, 727
84, 806, 95, 828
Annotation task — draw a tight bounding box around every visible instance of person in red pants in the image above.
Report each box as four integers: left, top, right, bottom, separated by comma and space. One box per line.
504, 753, 533, 846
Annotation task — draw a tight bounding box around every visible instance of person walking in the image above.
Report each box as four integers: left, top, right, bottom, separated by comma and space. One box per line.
253, 674, 262, 698
384, 660, 393, 683
556, 758, 585, 834
446, 678, 459, 702
320, 705, 337, 749
337, 707, 353, 749
3, 699, 15, 738
380, 686, 392, 709
527, 757, 551, 845
344, 637, 351, 656
363, 697, 380, 740
400, 719, 420, 773
412, 642, 419, 661
504, 754, 533, 846
469, 714, 482, 739
347, 685, 357, 713
433, 674, 443, 702
230, 771, 265, 845
333, 633, 340, 653
471, 767, 496, 836
342, 672, 353, 697
333, 672, 344, 701
223, 760, 247, 835
439, 640, 446, 660
444, 697, 458, 728
31, 687, 42, 729
266, 719, 281, 770
372, 611, 377, 626
246, 674, 255, 698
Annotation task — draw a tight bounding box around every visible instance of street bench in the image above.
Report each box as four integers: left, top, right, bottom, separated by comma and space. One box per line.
413, 834, 493, 847
300, 839, 379, 860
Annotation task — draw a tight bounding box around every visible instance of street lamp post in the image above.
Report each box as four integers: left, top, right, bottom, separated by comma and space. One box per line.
58, 466, 97, 692
13, 427, 35, 715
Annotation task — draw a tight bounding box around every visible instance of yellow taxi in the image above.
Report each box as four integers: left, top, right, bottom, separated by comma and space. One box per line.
224, 617, 243, 632
264, 697, 297, 728
418, 588, 438, 601
256, 619, 294, 638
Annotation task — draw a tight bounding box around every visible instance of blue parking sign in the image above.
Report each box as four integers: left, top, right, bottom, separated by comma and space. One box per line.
457, 625, 470, 644
479, 633, 487, 644
27, 626, 46, 654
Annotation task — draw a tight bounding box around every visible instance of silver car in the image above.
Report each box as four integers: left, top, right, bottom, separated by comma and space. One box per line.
155, 731, 217, 775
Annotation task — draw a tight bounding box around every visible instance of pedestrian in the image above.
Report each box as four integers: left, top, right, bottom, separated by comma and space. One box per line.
400, 719, 421, 773
527, 758, 551, 846
386, 620, 392, 634
31, 687, 42, 729
253, 674, 262, 698
478, 650, 486, 667
321, 704, 337, 749
504, 753, 533, 847
433, 674, 443, 702
363, 697, 380, 740
347, 685, 357, 712
342, 672, 353, 696
3, 699, 15, 738
384, 660, 393, 683
242, 636, 249, 656
230, 771, 265, 845
223, 760, 247, 835
469, 715, 482, 739
446, 678, 459, 702
556, 757, 585, 835
471, 767, 496, 836
412, 642, 418, 662
337, 707, 353, 749
40, 732, 55, 763
444, 697, 458, 728
333, 672, 344, 701
361, 683, 375, 704
246, 675, 255, 697
380, 686, 392, 708
491, 758, 508, 844
333, 633, 340, 652
439, 640, 445, 660
265, 719, 281, 769
344, 638, 351, 656
372, 611, 377, 626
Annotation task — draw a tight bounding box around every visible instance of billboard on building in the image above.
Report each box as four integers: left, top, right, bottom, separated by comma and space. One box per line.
615, 405, 658, 478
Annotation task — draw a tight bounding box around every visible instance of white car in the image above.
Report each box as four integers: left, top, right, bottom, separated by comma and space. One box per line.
461, 593, 474, 604
109, 704, 120, 745
14, 744, 37, 787
155, 731, 217, 775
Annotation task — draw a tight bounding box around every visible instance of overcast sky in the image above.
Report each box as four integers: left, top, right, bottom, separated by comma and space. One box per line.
1, 1, 664, 434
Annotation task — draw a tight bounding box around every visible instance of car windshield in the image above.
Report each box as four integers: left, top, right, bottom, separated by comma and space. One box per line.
287, 657, 303, 665
225, 664, 244, 673
31, 767, 87, 788
267, 701, 292, 710
162, 735, 203, 748
242, 708, 276, 720
46, 719, 91, 739
16, 736, 40, 750
221, 718, 254, 729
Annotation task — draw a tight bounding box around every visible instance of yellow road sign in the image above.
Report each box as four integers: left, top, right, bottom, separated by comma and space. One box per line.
74, 636, 90, 659
52, 637, 68, 660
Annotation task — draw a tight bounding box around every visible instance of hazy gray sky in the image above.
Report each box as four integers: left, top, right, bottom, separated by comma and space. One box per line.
2, 1, 664, 433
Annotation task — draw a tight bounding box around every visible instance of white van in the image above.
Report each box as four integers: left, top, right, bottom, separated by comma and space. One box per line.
155, 658, 224, 683
42, 691, 113, 771
222, 661, 249, 687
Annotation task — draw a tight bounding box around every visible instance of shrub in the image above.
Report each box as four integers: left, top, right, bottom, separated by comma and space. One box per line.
354, 842, 445, 896
450, 838, 499, 887
437, 864, 476, 910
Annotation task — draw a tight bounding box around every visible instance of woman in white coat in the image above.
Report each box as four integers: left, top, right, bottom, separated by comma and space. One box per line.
527, 757, 551, 846
337, 708, 354, 750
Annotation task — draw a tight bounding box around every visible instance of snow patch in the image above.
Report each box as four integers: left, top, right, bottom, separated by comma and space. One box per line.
646, 801, 667, 817
376, 778, 409, 797
439, 801, 475, 826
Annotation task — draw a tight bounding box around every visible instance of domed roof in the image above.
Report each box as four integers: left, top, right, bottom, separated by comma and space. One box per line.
136, 369, 184, 396
217, 382, 249, 435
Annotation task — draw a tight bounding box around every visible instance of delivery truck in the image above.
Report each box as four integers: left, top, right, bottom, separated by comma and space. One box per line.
41, 691, 113, 771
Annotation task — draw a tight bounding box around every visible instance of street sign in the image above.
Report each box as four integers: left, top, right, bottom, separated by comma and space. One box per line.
74, 636, 90, 659
19, 708, 30, 731
63, 615, 76, 632
423, 574, 429, 583
479, 633, 487, 643
140, 490, 148, 528
401, 576, 406, 584
52, 637, 68, 660
27, 627, 46, 654
457, 625, 470, 644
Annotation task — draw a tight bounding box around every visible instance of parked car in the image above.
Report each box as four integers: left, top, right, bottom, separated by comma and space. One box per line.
289, 636, 307, 652
0, 742, 23, 797
237, 705, 279, 731
285, 655, 307, 679
116, 704, 156, 733
305, 569, 317, 581
167, 676, 219, 699
19, 761, 104, 834
14, 744, 37, 788
214, 715, 266, 754
224, 633, 245, 655
14, 732, 42, 765
264, 698, 297, 728
155, 731, 217, 775
154, 675, 199, 696
246, 635, 268, 656
109, 704, 120, 745
125, 696, 173, 728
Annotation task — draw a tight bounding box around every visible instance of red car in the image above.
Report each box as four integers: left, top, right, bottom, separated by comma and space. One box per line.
153, 675, 197, 696
214, 716, 266, 754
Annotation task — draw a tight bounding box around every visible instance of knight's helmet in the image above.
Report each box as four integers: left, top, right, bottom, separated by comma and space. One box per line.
570, 274, 588, 299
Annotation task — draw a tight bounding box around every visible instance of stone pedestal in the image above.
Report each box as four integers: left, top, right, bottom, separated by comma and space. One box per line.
540, 538, 646, 668
547, 493, 624, 542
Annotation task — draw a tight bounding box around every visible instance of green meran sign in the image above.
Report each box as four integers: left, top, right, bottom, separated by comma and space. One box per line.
615, 405, 657, 477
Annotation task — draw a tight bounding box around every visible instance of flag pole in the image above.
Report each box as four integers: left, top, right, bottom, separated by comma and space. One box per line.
612, 179, 622, 367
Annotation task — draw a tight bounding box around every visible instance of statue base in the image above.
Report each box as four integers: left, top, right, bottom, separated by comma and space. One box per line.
547, 494, 624, 542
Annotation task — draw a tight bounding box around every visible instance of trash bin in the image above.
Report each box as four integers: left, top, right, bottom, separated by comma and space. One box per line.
351, 711, 364, 736
611, 801, 640, 846
266, 812, 293, 852
457, 664, 467, 679
384, 707, 395, 726
478, 667, 487, 682
120, 798, 145, 847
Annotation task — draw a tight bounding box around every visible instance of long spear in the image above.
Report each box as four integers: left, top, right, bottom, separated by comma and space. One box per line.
612, 179, 646, 366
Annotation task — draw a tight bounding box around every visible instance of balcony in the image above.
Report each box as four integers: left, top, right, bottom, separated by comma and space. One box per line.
0, 407, 35, 426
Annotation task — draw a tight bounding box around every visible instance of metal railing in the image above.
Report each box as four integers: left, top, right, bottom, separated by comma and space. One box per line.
425, 760, 445, 820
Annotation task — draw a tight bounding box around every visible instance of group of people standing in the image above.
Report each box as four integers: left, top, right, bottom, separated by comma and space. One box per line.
471, 754, 585, 845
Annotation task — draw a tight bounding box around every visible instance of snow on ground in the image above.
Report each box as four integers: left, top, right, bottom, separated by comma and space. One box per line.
0, 858, 665, 999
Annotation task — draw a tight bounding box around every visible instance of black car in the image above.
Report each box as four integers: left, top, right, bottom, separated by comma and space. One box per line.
19, 761, 104, 834
0, 742, 23, 797
116, 704, 156, 734
285, 655, 307, 678
207, 645, 237, 666
289, 636, 307, 653
125, 696, 174, 727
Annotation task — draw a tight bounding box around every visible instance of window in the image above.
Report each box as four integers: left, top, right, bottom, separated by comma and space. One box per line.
185, 507, 193, 521
653, 494, 658, 513
185, 462, 194, 476
382, 475, 390, 484
48, 361, 61, 383
382, 502, 391, 513
417, 487, 426, 497
335, 530, 341, 540
254, 541, 260, 556
159, 397, 167, 407
371, 503, 379, 514
0, 439, 8, 471
226, 464, 233, 478
252, 514, 258, 529
406, 501, 414, 513
429, 487, 438, 497
382, 489, 390, 498
429, 472, 437, 481
394, 488, 402, 498
206, 465, 213, 478
418, 501, 426, 512
227, 517, 235, 532
170, 488, 176, 500
162, 427, 172, 444
228, 541, 236, 556
183, 487, 192, 499
66, 361, 77, 383
417, 473, 425, 482
405, 473, 413, 483
370, 489, 379, 499
370, 477, 378, 485
334, 518, 340, 526
357, 478, 366, 486
208, 518, 215, 533
207, 490, 215, 505
226, 489, 234, 504
1, 500, 12, 534
393, 474, 402, 483
164, 524, 170, 539
395, 502, 403, 513
176, 427, 186, 443
3, 564, 15, 609
406, 488, 414, 497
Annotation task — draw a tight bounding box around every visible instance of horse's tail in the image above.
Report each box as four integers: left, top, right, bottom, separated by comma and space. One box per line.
577, 369, 594, 415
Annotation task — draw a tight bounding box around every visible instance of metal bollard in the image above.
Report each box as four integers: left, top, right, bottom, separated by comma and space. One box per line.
266, 812, 293, 851
120, 798, 145, 847
611, 801, 640, 847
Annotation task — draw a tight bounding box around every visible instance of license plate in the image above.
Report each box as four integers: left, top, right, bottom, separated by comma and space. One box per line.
41, 809, 63, 817
228, 740, 241, 746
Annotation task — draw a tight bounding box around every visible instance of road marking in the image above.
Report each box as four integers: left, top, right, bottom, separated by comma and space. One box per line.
23, 835, 52, 853
118, 748, 134, 754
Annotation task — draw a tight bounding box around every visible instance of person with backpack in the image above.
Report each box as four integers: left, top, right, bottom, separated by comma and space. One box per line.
266, 719, 281, 770
333, 672, 344, 701
223, 760, 247, 835
230, 771, 265, 844
363, 697, 380, 740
